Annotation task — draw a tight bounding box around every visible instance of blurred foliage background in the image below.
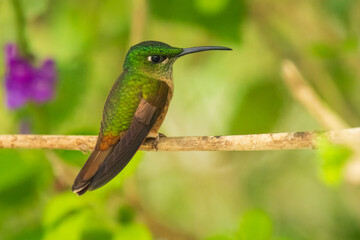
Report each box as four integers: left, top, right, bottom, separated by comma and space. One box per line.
0, 0, 360, 239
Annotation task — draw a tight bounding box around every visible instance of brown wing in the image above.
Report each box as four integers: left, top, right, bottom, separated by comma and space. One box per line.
72, 82, 169, 195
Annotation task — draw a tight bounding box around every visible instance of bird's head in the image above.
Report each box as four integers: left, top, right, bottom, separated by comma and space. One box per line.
123, 41, 231, 80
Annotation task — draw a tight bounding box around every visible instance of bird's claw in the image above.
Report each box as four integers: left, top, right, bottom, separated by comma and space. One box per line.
152, 133, 166, 151
158, 133, 166, 138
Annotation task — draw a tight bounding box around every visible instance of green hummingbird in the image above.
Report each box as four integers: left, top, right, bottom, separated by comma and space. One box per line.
72, 41, 231, 195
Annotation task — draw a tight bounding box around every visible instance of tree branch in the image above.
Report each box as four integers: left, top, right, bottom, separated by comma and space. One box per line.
282, 60, 360, 183
282, 60, 350, 130
0, 128, 359, 152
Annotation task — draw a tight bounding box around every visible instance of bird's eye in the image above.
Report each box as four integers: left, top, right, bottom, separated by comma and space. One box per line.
147, 55, 166, 63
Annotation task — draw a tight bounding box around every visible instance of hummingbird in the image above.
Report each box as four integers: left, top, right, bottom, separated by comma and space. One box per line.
72, 41, 231, 195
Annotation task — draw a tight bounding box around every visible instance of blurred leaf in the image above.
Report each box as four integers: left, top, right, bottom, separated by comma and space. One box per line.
325, 59, 355, 95
195, 0, 230, 15
316, 136, 352, 186
81, 228, 113, 240
0, 172, 37, 207
324, 0, 354, 27
0, 150, 33, 192
238, 210, 272, 240
342, 36, 359, 52
44, 210, 90, 240
13, 226, 43, 240
0, 150, 51, 240
43, 192, 99, 240
230, 81, 285, 134
0, 150, 51, 206
331, 205, 360, 239
310, 42, 357, 100
114, 224, 152, 240
149, 0, 246, 41
310, 43, 337, 59
117, 204, 135, 225
43, 192, 89, 227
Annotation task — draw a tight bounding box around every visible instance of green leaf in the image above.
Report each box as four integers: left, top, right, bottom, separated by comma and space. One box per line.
316, 136, 352, 186
238, 210, 272, 240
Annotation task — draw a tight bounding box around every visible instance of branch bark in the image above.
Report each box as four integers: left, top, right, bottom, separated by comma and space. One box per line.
0, 128, 359, 152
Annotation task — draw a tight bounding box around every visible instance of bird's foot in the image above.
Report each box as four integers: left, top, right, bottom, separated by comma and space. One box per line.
152, 133, 166, 151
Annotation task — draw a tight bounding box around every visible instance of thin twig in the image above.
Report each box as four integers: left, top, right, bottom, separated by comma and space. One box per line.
282, 60, 360, 183
128, 0, 147, 46
282, 60, 349, 130
0, 128, 359, 152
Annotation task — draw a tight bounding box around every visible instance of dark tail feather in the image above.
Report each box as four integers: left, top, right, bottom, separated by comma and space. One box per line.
72, 147, 113, 195
88, 117, 154, 191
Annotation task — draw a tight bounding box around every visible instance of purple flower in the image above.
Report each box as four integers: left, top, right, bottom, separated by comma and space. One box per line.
3, 43, 57, 109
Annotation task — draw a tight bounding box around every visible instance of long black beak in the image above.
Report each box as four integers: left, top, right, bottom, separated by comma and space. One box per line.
177, 46, 232, 57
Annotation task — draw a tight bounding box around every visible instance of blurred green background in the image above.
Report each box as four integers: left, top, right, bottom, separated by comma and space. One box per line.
1, 0, 360, 239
